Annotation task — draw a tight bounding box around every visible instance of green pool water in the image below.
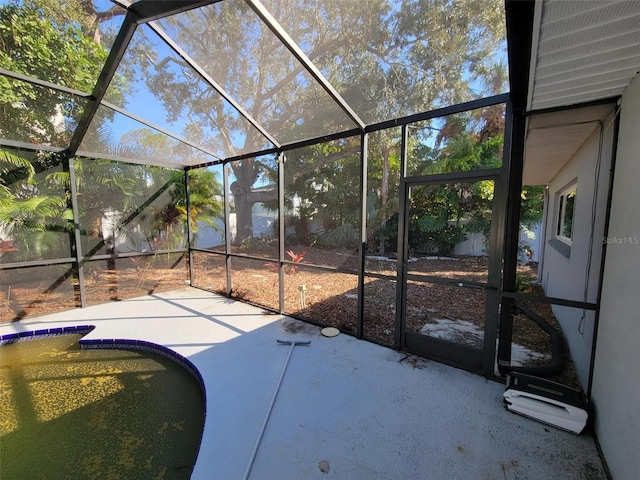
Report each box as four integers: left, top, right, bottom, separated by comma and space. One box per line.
0, 334, 205, 480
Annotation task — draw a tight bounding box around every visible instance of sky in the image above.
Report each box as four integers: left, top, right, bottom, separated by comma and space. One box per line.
1, 0, 509, 164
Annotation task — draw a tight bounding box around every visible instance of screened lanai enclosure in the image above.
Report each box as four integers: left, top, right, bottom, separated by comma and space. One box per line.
0, 0, 605, 388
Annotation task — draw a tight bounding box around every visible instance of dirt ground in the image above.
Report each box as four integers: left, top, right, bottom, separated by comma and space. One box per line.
2, 247, 580, 388
0, 254, 188, 323
192, 246, 580, 387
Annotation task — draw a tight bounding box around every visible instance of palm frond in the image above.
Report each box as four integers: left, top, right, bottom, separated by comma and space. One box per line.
46, 171, 71, 188
0, 150, 36, 185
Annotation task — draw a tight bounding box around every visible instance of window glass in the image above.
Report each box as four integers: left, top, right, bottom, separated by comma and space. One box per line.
557, 187, 576, 243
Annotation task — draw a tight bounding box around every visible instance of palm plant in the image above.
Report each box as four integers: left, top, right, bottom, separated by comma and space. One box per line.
0, 149, 71, 262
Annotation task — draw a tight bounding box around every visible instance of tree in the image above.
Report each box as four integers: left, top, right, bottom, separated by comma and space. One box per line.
138, 0, 507, 243
0, 2, 111, 144
366, 128, 402, 254
161, 167, 224, 247
1, 0, 507, 249
0, 149, 71, 262
0, 1, 224, 261
0, 0, 130, 261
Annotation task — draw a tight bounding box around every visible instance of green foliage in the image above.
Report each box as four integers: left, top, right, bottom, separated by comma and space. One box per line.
0, 3, 110, 144
281, 139, 361, 247
72, 160, 185, 251
0, 3, 106, 89
0, 149, 36, 208
372, 124, 505, 256
520, 185, 545, 228
408, 184, 467, 255
0, 149, 72, 261
144, 0, 506, 239
317, 223, 359, 250
278, 203, 315, 247
166, 167, 224, 238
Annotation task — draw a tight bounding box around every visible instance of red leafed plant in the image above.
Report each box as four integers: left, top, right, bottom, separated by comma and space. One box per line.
264, 249, 307, 277
286, 249, 307, 273
286, 249, 307, 264
285, 250, 307, 273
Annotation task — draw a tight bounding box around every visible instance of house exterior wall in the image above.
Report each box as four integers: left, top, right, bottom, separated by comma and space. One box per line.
540, 112, 614, 389
591, 75, 640, 480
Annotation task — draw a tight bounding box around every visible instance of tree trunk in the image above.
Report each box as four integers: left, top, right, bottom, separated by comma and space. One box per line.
379, 145, 390, 255
230, 179, 278, 245
232, 185, 253, 245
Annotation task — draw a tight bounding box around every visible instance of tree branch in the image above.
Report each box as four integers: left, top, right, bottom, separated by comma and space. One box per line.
95, 5, 125, 23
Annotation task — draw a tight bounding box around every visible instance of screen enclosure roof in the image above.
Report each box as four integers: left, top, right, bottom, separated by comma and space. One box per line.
0, 0, 509, 169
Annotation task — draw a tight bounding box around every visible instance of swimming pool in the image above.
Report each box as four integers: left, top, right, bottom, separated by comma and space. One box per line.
0, 326, 206, 479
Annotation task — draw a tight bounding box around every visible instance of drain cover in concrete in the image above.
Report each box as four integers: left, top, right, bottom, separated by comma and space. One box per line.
321, 327, 340, 337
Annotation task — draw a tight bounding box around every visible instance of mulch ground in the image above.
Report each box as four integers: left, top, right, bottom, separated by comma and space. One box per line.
2, 247, 580, 388
0, 254, 188, 322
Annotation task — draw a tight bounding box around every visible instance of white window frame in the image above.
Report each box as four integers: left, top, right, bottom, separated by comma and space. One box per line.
556, 183, 577, 245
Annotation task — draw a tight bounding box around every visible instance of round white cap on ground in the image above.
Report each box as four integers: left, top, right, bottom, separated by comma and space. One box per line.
321, 327, 340, 337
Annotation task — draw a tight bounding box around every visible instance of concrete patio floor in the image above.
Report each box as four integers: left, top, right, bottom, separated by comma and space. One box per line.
0, 287, 607, 479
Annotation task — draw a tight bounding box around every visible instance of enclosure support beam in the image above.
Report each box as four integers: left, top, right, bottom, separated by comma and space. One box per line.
588, 107, 621, 399
0, 68, 91, 98
356, 134, 368, 339
185, 169, 194, 285
246, 0, 366, 131
404, 169, 502, 185
66, 13, 138, 158
497, 100, 526, 377
483, 124, 510, 376
0, 139, 65, 154
224, 164, 232, 296
130, 0, 217, 24
67, 157, 86, 308
278, 153, 286, 314
496, 0, 536, 377
394, 124, 409, 350
148, 22, 280, 150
